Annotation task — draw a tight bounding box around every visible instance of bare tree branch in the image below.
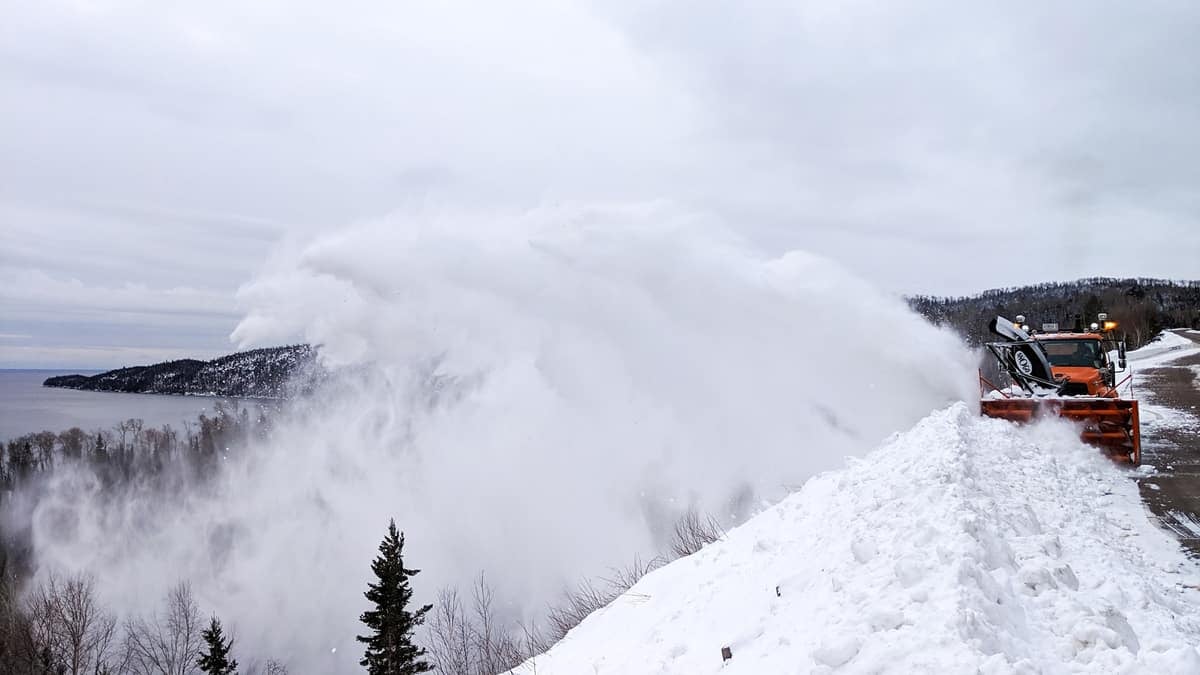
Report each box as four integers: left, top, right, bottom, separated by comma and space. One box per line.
669, 509, 726, 558
25, 571, 119, 675
123, 581, 203, 675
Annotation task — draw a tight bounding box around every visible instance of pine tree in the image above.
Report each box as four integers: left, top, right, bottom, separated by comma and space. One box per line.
197, 616, 238, 675
357, 519, 433, 675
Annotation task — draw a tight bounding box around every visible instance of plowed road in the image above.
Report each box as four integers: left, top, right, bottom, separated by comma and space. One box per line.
1137, 330, 1200, 557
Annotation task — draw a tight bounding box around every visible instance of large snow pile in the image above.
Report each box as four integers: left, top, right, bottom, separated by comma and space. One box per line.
517, 404, 1200, 674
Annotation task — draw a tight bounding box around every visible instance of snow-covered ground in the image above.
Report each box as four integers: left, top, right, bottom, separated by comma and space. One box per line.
1126, 330, 1200, 369
516, 402, 1200, 674
1128, 331, 1200, 450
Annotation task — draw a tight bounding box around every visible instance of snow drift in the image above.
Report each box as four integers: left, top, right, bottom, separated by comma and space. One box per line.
516, 404, 1200, 674
27, 203, 975, 669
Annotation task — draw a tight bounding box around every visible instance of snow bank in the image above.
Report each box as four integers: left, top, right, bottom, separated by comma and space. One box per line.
516, 404, 1200, 674
1129, 332, 1200, 449
1127, 331, 1199, 367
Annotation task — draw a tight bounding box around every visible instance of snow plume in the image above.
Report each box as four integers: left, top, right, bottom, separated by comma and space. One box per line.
27, 203, 975, 670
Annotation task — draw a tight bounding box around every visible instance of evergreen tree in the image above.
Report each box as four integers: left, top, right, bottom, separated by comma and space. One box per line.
94, 432, 108, 465
197, 616, 238, 675
357, 519, 433, 675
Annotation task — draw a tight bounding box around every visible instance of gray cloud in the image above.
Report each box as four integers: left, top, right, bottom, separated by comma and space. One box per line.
1, 0, 1198, 366
601, 0, 1200, 288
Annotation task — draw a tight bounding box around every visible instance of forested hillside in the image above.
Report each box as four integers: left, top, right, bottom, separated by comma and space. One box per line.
0, 403, 291, 672
908, 278, 1200, 348
0, 404, 266, 578
43, 345, 317, 398
0, 403, 722, 674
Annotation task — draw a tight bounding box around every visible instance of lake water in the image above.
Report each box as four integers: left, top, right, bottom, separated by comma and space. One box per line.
0, 370, 246, 442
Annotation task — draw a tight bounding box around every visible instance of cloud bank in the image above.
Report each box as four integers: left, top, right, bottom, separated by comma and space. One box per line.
3, 1, 1199, 365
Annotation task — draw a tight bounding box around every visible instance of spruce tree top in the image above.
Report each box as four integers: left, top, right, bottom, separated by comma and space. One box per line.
357, 519, 433, 675
197, 616, 238, 675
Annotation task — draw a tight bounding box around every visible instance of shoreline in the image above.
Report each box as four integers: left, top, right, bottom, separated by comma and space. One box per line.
39, 382, 284, 402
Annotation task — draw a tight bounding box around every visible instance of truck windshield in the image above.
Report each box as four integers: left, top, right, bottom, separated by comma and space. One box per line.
1041, 340, 1102, 367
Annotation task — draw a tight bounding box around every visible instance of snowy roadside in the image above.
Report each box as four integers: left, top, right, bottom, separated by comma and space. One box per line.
1130, 330, 1200, 558
514, 404, 1200, 674
1128, 330, 1200, 439
1127, 330, 1200, 368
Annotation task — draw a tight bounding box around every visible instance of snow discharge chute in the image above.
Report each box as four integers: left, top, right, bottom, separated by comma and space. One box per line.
984, 316, 1059, 395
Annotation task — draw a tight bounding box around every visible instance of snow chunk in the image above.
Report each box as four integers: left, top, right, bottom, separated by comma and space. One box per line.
811, 635, 862, 667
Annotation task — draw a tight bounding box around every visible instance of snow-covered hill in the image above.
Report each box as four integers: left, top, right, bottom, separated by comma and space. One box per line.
42, 344, 317, 397
516, 404, 1200, 673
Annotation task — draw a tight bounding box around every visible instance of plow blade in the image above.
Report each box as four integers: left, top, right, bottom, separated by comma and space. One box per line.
981, 398, 1141, 465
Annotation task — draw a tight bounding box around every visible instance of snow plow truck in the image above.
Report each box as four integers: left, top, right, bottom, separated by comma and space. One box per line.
980, 314, 1141, 465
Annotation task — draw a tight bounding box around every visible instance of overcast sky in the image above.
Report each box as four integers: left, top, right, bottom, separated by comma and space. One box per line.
2, 0, 1198, 368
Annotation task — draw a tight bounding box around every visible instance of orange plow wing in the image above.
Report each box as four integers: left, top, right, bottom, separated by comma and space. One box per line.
981, 398, 1141, 465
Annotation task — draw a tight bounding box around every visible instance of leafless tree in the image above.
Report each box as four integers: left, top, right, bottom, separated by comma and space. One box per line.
600, 555, 663, 592
25, 572, 120, 675
58, 427, 87, 460
428, 587, 471, 675
123, 581, 203, 675
0, 573, 42, 674
116, 420, 133, 452
669, 509, 726, 558
541, 551, 668, 646
515, 619, 550, 665
129, 418, 144, 449
427, 574, 524, 675
31, 432, 57, 470
544, 578, 619, 644
242, 658, 289, 675
471, 575, 522, 674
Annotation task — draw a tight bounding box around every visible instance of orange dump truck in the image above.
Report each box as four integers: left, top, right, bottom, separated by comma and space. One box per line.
980, 315, 1140, 464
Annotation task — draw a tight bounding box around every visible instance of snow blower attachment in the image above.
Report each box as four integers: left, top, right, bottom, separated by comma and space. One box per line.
980, 315, 1141, 464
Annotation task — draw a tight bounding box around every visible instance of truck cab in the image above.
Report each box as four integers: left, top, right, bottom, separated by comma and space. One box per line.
1032, 333, 1115, 397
